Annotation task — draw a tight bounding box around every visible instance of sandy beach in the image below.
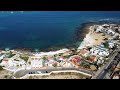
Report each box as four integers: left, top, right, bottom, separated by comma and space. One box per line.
78, 25, 107, 49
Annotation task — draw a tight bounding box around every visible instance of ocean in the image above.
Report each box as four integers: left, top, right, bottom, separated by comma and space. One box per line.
0, 11, 120, 50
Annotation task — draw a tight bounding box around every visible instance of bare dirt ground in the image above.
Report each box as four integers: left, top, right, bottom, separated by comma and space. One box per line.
0, 69, 11, 79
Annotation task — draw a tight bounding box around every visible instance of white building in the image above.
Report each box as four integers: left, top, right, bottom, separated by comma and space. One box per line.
63, 62, 74, 67
0, 59, 8, 66
31, 59, 44, 68
90, 46, 109, 57
8, 59, 26, 67
108, 42, 114, 48
96, 26, 103, 32
107, 29, 115, 36
97, 59, 104, 65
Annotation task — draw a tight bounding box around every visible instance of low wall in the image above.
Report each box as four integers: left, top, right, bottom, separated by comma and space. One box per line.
18, 70, 92, 79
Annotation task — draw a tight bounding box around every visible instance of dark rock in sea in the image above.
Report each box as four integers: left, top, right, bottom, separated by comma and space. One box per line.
73, 21, 98, 41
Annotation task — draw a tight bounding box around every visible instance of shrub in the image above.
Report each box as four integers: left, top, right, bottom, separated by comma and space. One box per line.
20, 56, 29, 62
80, 61, 90, 68
7, 54, 16, 58
4, 75, 8, 79
0, 66, 3, 71
42, 56, 48, 60
28, 62, 31, 64
52, 63, 57, 67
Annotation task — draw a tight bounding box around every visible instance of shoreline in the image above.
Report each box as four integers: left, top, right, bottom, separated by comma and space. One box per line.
73, 21, 98, 41
1, 21, 120, 79
1, 21, 116, 53
0, 21, 99, 52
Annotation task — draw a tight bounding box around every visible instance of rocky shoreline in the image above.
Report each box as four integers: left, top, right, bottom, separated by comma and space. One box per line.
73, 21, 99, 41
0, 21, 100, 52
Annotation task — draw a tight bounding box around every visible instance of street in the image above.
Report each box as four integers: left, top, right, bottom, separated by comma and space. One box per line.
92, 48, 120, 79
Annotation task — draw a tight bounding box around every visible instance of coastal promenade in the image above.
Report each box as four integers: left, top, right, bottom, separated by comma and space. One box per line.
13, 67, 93, 78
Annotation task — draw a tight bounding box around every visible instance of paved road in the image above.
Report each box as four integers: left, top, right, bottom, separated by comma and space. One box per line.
13, 67, 93, 78
92, 49, 120, 79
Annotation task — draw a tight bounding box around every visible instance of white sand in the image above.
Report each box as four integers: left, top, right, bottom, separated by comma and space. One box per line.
78, 26, 106, 49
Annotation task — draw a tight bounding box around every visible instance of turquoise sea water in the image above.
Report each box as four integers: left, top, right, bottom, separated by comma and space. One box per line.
0, 11, 120, 50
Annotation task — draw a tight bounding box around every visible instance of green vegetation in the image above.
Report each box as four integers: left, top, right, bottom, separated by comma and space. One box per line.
4, 75, 7, 79
53, 57, 57, 61
0, 59, 3, 63
6, 53, 16, 58
16, 65, 19, 67
0, 66, 3, 71
102, 33, 106, 36
58, 53, 64, 56
80, 61, 90, 68
42, 56, 48, 60
71, 50, 78, 55
52, 63, 57, 67
103, 42, 109, 49
104, 38, 108, 40
97, 63, 103, 67
20, 56, 29, 62
111, 46, 116, 51
95, 39, 98, 41
28, 62, 31, 64
53, 54, 57, 57
4, 75, 10, 79
80, 55, 86, 60
63, 55, 70, 59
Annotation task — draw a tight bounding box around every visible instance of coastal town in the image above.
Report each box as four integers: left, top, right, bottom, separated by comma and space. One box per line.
0, 22, 120, 79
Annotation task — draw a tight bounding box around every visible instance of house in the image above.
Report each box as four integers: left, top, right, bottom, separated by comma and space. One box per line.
31, 59, 44, 68
96, 25, 104, 32
29, 56, 42, 61
79, 49, 89, 57
0, 58, 9, 66
108, 42, 115, 48
63, 61, 74, 67
90, 46, 109, 57
68, 55, 82, 63
57, 56, 64, 61
102, 24, 110, 28
97, 59, 104, 65
8, 59, 26, 67
107, 29, 115, 36
47, 59, 57, 67
96, 56, 105, 65
88, 55, 96, 61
